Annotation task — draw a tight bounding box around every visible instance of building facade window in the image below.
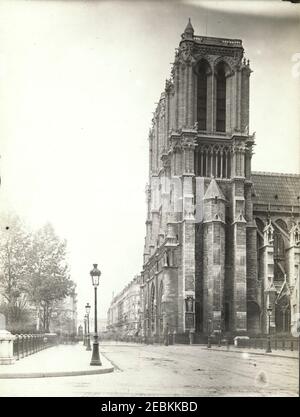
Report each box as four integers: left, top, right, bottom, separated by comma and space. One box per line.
197, 62, 209, 130
216, 63, 226, 132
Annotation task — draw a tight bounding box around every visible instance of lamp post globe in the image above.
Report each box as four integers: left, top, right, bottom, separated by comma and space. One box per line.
89, 264, 102, 366
85, 303, 91, 315
85, 303, 92, 351
90, 263, 101, 286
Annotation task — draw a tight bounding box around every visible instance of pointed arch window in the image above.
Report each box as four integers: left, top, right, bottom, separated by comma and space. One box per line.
274, 231, 285, 261
197, 61, 209, 131
216, 63, 226, 132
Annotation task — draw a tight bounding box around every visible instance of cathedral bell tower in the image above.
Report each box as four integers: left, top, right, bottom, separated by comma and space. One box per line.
176, 19, 256, 335
175, 19, 256, 335
142, 20, 257, 338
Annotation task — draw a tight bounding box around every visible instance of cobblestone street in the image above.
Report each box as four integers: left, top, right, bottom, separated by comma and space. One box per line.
0, 343, 298, 397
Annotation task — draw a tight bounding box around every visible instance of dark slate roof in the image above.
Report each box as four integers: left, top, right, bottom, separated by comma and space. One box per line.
251, 172, 300, 206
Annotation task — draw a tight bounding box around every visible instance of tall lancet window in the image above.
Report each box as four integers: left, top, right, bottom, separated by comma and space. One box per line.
197, 61, 209, 131
216, 63, 226, 132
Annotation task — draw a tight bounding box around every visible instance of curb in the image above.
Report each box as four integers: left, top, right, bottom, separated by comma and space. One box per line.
202, 347, 298, 360
0, 366, 114, 379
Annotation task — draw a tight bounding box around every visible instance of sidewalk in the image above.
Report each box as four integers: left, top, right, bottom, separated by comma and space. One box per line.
0, 343, 114, 379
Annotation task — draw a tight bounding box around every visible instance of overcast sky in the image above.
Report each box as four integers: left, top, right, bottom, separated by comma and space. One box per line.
0, 0, 299, 323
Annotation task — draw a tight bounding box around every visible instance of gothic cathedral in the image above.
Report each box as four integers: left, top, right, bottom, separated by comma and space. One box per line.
141, 20, 300, 340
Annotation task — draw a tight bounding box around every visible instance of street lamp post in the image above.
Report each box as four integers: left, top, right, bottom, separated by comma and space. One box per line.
85, 303, 92, 351
83, 315, 87, 346
207, 319, 212, 349
266, 305, 272, 353
89, 264, 102, 366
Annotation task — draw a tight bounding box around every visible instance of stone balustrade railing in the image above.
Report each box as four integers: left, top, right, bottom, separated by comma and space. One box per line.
193, 35, 242, 47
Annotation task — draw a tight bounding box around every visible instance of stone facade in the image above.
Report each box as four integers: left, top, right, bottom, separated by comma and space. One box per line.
109, 20, 300, 340
107, 276, 142, 337
251, 173, 300, 336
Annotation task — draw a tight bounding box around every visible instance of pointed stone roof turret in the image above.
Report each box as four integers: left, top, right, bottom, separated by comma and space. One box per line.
185, 18, 194, 34
182, 18, 194, 40
204, 178, 226, 201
